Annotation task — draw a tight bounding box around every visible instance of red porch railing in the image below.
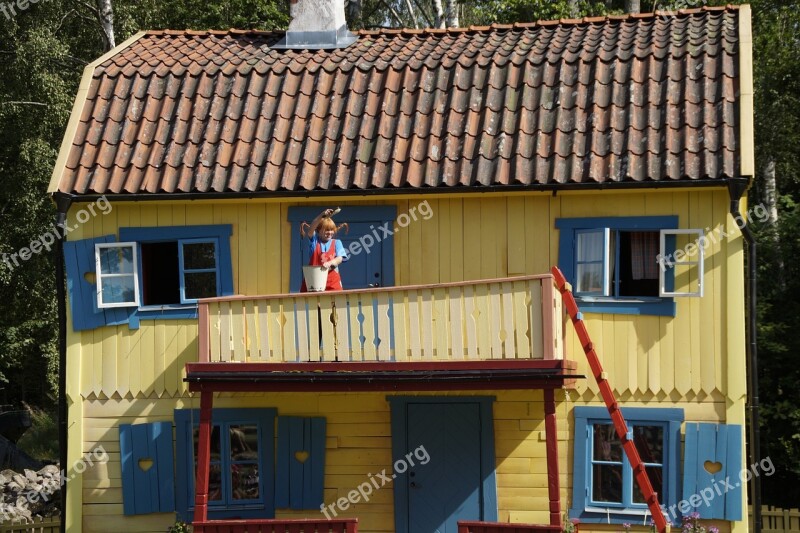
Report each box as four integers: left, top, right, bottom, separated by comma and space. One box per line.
457, 522, 562, 533
192, 517, 358, 533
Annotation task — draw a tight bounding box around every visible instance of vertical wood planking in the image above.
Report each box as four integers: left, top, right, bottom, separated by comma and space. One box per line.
539, 279, 554, 360
463, 199, 482, 281
140, 317, 155, 397
245, 300, 258, 362
489, 283, 503, 358
319, 295, 336, 361
230, 301, 246, 362
507, 197, 526, 275
449, 286, 464, 359
432, 287, 448, 359
101, 326, 116, 398
116, 326, 131, 397
282, 298, 297, 362
209, 303, 221, 363
219, 301, 231, 362
304, 296, 319, 362
152, 322, 166, 396
376, 292, 391, 361
449, 200, 464, 282
419, 290, 434, 359
361, 296, 377, 361
464, 284, 477, 358
348, 296, 364, 361
512, 281, 530, 359
407, 289, 422, 360
268, 299, 283, 362
255, 299, 270, 362
392, 292, 408, 361
500, 282, 515, 358
475, 283, 490, 358
529, 280, 544, 359
333, 294, 350, 361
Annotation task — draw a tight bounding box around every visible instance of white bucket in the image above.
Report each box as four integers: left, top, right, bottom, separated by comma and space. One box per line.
303, 265, 328, 292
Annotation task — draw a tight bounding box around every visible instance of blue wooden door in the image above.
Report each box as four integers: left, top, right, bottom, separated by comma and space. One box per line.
406, 403, 482, 532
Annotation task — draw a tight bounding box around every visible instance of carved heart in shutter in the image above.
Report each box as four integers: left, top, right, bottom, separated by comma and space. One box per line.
704, 460, 722, 474
294, 451, 309, 463
138, 458, 154, 472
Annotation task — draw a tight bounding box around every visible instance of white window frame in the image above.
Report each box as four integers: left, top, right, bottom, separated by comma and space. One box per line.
95, 242, 140, 308
575, 228, 613, 297
658, 229, 704, 297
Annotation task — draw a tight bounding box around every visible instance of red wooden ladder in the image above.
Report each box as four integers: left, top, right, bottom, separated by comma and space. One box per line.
551, 266, 668, 533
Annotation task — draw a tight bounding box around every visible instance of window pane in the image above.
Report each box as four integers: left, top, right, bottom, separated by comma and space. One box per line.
593, 424, 622, 462
183, 242, 216, 269
100, 276, 136, 304
633, 425, 664, 464
577, 263, 603, 293
192, 426, 223, 501
577, 231, 604, 262
185, 272, 217, 299
99, 246, 134, 274
633, 466, 663, 504
230, 425, 259, 461
231, 463, 259, 500
592, 464, 623, 503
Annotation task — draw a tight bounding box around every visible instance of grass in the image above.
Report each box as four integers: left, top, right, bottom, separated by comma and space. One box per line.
16, 406, 59, 462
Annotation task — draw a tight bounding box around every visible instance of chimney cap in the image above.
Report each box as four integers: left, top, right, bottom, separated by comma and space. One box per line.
272, 0, 357, 50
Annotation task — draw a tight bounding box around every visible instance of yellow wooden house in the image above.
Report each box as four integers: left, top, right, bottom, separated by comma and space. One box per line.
48, 2, 757, 532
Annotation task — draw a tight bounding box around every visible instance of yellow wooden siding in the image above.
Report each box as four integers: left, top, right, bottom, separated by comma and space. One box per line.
79, 390, 578, 533
68, 189, 740, 401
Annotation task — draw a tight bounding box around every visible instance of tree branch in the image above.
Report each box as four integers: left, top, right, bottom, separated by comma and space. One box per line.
411, 0, 435, 27
403, 0, 420, 28
0, 102, 48, 107
378, 0, 404, 26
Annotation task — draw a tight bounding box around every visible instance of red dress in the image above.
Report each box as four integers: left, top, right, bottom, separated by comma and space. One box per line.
300, 238, 343, 292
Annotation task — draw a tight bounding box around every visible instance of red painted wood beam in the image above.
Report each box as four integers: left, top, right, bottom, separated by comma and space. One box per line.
193, 391, 213, 524
544, 388, 561, 527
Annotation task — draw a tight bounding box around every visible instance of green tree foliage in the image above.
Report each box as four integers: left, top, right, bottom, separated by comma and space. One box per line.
749, 0, 800, 507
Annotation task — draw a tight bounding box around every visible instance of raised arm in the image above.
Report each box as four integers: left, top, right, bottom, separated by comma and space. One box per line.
305, 208, 339, 237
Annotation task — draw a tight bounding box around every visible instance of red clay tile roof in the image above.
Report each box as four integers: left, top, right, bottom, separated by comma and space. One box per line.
54, 7, 743, 196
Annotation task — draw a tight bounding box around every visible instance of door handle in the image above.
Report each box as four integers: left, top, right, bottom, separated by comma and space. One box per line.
369, 283, 381, 287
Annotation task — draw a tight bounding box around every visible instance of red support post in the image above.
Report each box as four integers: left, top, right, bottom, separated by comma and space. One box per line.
193, 390, 214, 524
544, 388, 561, 527
544, 389, 561, 526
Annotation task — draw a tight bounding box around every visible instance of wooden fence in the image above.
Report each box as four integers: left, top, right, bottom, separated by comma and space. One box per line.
0, 516, 60, 533
753, 506, 800, 533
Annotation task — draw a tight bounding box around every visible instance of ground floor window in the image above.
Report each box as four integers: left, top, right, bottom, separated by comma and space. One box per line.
570, 407, 683, 523
174, 408, 276, 521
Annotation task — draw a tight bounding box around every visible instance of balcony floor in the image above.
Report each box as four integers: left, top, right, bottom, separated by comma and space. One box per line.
185, 359, 580, 392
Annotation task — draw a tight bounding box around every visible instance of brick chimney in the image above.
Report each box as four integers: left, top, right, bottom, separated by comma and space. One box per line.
273, 0, 357, 49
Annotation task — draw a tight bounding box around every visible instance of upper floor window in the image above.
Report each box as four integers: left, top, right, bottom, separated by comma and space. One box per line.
556, 217, 703, 316
64, 225, 234, 331
570, 407, 683, 523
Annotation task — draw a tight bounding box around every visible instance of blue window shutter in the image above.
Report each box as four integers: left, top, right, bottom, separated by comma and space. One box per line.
120, 422, 175, 515
682, 423, 743, 520
64, 235, 133, 331
276, 416, 326, 510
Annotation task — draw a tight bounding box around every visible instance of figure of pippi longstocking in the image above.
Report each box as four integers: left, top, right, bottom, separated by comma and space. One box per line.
300, 208, 349, 292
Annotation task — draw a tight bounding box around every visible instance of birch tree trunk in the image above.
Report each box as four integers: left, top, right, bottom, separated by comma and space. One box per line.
445, 0, 458, 27
98, 0, 115, 51
625, 0, 641, 13
432, 0, 445, 27
763, 157, 779, 227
